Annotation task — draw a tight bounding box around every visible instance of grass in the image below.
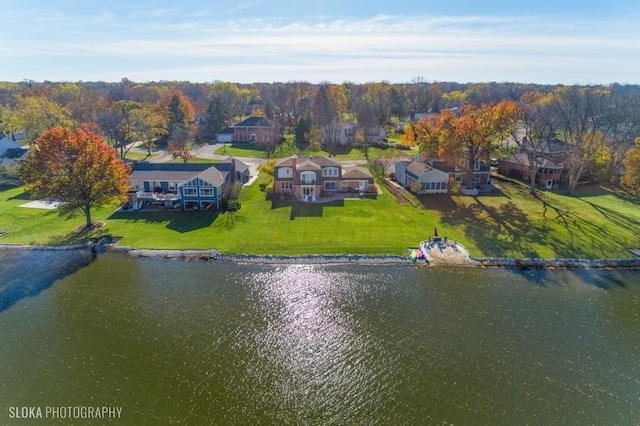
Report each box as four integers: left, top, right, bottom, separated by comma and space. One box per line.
123, 151, 154, 162
214, 137, 419, 161
214, 143, 268, 158
167, 157, 221, 164
1, 176, 640, 258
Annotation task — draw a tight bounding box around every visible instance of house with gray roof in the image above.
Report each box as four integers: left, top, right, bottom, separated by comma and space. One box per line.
127, 157, 249, 211
395, 160, 449, 194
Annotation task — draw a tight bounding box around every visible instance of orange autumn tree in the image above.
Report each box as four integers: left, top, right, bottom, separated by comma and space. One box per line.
415, 101, 520, 186
19, 125, 131, 229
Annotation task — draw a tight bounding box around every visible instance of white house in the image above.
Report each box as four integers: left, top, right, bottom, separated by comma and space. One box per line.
395, 159, 449, 194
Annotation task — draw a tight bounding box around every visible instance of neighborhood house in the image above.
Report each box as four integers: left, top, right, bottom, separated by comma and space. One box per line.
216, 116, 276, 144
127, 158, 250, 211
395, 157, 491, 194
274, 156, 376, 200
497, 139, 570, 189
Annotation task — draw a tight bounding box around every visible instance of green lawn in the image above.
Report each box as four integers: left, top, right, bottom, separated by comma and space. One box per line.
1, 176, 640, 258
214, 143, 268, 158
215, 139, 418, 161
167, 157, 220, 164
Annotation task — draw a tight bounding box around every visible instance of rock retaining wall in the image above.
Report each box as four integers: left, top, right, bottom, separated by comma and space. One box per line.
473, 257, 640, 269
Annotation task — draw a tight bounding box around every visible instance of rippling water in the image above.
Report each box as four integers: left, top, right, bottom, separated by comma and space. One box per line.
1, 252, 639, 424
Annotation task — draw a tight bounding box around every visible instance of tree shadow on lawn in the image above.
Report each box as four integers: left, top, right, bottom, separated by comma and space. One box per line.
576, 197, 640, 236
45, 226, 110, 246
108, 210, 217, 233
290, 201, 323, 219
270, 198, 345, 219
417, 187, 509, 212
7, 190, 31, 201
436, 195, 578, 258
534, 194, 629, 243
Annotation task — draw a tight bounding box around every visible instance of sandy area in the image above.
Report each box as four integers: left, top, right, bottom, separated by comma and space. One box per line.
421, 241, 477, 266
19, 200, 64, 209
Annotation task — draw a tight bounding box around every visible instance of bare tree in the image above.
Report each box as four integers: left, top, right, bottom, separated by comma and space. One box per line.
313, 83, 340, 155
599, 90, 640, 181
551, 86, 609, 194
167, 126, 192, 163
352, 98, 378, 160
510, 91, 558, 195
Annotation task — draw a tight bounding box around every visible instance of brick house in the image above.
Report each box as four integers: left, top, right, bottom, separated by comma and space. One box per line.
273, 156, 376, 200
216, 116, 275, 144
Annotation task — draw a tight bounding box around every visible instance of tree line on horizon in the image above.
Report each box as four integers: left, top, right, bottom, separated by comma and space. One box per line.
1, 78, 640, 197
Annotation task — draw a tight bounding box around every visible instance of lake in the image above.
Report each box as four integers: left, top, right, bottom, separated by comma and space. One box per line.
1, 249, 639, 424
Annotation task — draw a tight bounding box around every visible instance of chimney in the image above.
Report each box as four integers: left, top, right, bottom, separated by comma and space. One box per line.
229, 156, 237, 183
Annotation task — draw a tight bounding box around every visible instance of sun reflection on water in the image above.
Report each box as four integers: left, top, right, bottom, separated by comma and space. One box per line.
243, 265, 398, 421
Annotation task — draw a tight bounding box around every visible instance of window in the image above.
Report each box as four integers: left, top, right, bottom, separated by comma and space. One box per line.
282, 181, 292, 191
300, 171, 316, 185
324, 182, 336, 191
277, 167, 292, 178
183, 187, 197, 196
322, 167, 339, 177
200, 188, 214, 196
168, 182, 177, 191
341, 181, 348, 188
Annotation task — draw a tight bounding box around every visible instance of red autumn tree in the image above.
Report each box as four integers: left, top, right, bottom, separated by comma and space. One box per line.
415, 101, 520, 186
19, 125, 131, 229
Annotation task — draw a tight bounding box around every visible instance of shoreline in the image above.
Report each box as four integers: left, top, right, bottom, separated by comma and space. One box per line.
1, 241, 640, 269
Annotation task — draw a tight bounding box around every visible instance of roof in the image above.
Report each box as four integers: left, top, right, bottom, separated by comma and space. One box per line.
234, 116, 274, 127
215, 157, 250, 174
540, 138, 570, 154
297, 159, 322, 171
429, 160, 459, 173
342, 166, 374, 179
193, 167, 225, 187
499, 153, 563, 169
404, 160, 448, 180
276, 156, 341, 169
405, 161, 432, 177
0, 137, 20, 155
0, 147, 28, 159
129, 162, 225, 186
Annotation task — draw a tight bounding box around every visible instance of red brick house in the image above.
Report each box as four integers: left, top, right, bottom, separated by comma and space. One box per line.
497, 139, 570, 189
216, 116, 275, 144
497, 153, 563, 189
273, 156, 376, 200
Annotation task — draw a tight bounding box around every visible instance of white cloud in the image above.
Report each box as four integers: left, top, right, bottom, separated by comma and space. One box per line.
3, 12, 639, 84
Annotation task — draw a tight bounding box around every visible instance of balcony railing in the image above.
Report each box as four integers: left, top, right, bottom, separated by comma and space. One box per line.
136, 191, 181, 201
300, 179, 316, 185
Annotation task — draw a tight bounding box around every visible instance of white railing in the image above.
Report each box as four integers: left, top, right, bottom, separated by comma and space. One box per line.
136, 191, 181, 201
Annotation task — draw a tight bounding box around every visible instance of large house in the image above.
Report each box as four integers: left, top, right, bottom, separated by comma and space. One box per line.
497, 153, 563, 189
395, 157, 491, 194
394, 160, 449, 194
273, 156, 376, 200
216, 116, 275, 144
320, 121, 386, 147
127, 158, 250, 211
497, 139, 570, 189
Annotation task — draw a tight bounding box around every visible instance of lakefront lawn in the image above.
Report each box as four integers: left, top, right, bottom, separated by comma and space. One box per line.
1, 176, 639, 258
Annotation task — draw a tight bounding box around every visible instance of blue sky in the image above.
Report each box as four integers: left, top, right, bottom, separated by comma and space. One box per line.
2, 0, 640, 84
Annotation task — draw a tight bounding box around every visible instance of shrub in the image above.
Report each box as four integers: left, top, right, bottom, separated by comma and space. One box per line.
226, 200, 241, 211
